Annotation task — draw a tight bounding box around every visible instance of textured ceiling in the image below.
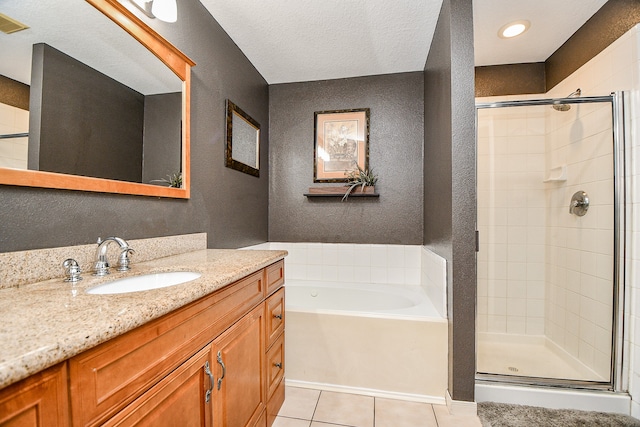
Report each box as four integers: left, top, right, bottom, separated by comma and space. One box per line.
1, 1, 613, 91
200, 0, 444, 84
202, 0, 610, 84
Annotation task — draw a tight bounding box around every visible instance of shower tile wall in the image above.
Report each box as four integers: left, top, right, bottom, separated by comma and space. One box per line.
544, 102, 614, 379
477, 105, 546, 335
0, 102, 28, 169
478, 24, 640, 399
546, 24, 638, 390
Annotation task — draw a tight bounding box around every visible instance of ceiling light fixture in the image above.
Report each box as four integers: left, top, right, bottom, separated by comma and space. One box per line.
127, 0, 177, 23
498, 20, 530, 39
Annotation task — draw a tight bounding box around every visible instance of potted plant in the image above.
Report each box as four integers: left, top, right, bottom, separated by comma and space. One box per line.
342, 166, 378, 201
150, 172, 182, 188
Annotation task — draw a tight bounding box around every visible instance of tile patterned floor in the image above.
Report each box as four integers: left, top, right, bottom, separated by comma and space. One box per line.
274, 386, 482, 427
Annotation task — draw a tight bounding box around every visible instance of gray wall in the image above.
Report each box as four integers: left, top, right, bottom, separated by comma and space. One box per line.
545, 0, 640, 90
269, 73, 424, 244
424, 0, 476, 402
29, 43, 144, 182
0, 0, 269, 252
0, 75, 29, 111
142, 92, 182, 184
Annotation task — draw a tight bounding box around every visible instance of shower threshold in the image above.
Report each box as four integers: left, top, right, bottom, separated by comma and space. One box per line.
477, 332, 606, 383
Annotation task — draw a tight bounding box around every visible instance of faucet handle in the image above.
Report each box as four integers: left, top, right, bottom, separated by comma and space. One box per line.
117, 248, 135, 271
63, 258, 83, 282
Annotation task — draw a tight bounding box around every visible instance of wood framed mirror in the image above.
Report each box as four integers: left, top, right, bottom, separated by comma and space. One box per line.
0, 0, 195, 198
225, 100, 260, 177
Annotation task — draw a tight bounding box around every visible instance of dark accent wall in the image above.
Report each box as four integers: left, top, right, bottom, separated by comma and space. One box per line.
0, 0, 269, 252
29, 43, 144, 182
475, 63, 545, 97
142, 92, 182, 184
546, 0, 640, 90
269, 72, 424, 244
477, 0, 640, 97
424, 0, 476, 402
0, 75, 29, 110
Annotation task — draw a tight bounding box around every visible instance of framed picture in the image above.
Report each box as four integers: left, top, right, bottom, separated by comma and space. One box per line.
314, 108, 370, 182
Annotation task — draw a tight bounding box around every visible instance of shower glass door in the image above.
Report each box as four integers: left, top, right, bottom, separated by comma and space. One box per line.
475, 94, 623, 388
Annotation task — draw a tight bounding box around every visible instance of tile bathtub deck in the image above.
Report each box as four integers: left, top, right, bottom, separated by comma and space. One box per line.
274, 386, 482, 427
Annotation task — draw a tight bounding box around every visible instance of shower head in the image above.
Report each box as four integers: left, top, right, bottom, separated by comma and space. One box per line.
552, 88, 582, 112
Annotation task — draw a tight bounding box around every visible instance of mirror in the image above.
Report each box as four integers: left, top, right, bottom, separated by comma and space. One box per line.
0, 0, 194, 198
225, 100, 260, 177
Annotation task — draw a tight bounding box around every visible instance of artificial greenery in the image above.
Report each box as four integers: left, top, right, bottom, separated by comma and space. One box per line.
150, 172, 182, 188
342, 166, 378, 201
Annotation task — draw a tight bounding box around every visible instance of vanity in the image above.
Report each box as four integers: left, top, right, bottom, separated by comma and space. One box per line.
0, 242, 286, 427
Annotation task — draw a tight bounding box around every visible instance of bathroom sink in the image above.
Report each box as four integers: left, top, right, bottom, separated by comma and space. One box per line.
87, 271, 201, 295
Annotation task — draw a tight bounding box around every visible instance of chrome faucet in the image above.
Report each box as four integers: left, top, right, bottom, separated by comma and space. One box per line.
93, 237, 135, 276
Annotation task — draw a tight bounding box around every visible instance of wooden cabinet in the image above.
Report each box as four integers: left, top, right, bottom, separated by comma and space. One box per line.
102, 346, 214, 427
265, 287, 285, 349
0, 363, 69, 427
264, 279, 285, 426
0, 260, 285, 427
212, 304, 265, 427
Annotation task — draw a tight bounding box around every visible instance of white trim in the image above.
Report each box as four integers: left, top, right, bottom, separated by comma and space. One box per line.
285, 379, 446, 405
446, 390, 478, 416
475, 383, 631, 415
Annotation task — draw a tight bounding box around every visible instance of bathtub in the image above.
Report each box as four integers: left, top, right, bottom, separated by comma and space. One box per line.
284, 280, 448, 404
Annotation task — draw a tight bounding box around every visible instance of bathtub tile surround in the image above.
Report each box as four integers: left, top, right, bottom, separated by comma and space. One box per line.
0, 233, 207, 290
244, 242, 436, 291
273, 386, 482, 427
421, 247, 448, 318
243, 242, 449, 405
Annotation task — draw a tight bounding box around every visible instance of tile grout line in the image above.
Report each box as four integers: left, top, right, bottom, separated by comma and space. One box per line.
310, 389, 322, 425
431, 402, 439, 427
373, 396, 376, 427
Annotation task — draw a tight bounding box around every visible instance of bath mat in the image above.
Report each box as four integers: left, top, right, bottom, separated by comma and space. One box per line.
478, 401, 640, 427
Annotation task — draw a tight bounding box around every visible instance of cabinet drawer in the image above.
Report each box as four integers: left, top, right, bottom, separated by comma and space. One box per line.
265, 287, 285, 349
69, 270, 264, 426
265, 260, 284, 296
265, 332, 284, 400
102, 346, 213, 427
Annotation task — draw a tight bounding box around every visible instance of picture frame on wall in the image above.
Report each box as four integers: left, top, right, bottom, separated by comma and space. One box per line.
313, 108, 370, 182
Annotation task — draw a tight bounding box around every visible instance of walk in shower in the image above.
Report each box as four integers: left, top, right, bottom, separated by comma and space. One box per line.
475, 92, 625, 390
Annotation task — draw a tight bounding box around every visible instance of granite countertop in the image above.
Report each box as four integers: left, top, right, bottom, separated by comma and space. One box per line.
0, 249, 286, 390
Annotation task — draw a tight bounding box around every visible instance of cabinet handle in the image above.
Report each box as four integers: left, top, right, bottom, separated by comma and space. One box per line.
204, 361, 214, 403
274, 362, 282, 369
216, 351, 226, 390
273, 314, 282, 319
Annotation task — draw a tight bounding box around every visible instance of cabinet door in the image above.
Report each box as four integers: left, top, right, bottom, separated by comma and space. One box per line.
0, 363, 69, 427
103, 346, 214, 427
212, 304, 265, 427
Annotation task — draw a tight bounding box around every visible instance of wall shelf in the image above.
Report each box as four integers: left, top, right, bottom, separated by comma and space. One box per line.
304, 186, 379, 199
304, 192, 379, 198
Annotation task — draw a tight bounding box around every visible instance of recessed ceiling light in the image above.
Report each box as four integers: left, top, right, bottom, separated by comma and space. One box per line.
498, 20, 530, 39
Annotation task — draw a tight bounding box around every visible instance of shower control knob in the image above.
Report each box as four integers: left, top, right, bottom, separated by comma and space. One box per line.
569, 191, 589, 217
